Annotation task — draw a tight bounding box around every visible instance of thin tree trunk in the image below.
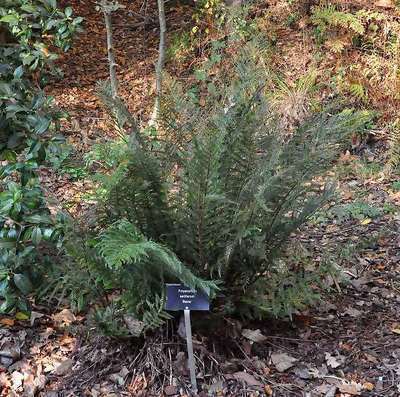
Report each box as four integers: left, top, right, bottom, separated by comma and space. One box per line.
150, 0, 166, 125
104, 10, 118, 98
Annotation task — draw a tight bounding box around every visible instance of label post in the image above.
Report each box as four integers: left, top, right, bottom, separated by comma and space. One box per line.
184, 309, 197, 393
165, 283, 209, 394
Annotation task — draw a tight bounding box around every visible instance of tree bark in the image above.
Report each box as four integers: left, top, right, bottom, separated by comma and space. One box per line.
150, 0, 166, 125
104, 11, 118, 98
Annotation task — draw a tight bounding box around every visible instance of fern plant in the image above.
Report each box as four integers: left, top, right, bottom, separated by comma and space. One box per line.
311, 4, 365, 44
332, 201, 382, 222
348, 82, 367, 102
385, 119, 400, 174
73, 46, 370, 331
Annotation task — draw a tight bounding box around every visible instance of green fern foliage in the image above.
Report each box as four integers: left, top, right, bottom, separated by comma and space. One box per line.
349, 83, 367, 102
311, 5, 365, 37
142, 295, 173, 330
97, 220, 216, 293
386, 120, 400, 173
69, 44, 370, 332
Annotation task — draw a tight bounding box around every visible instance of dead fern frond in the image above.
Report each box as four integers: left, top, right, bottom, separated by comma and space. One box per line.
269, 70, 318, 135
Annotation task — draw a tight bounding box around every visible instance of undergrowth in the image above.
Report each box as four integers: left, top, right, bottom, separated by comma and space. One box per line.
54, 41, 373, 336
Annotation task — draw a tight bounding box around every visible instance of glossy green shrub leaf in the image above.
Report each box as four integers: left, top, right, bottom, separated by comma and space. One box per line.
0, 280, 8, 295
25, 214, 52, 224
13, 273, 33, 295
31, 227, 42, 245
1, 150, 17, 162
65, 7, 73, 17
0, 294, 16, 313
13, 66, 24, 79
34, 117, 51, 134
20, 5, 37, 13
42, 227, 54, 240
0, 14, 19, 24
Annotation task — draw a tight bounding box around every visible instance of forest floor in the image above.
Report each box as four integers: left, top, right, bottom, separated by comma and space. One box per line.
1, 0, 400, 396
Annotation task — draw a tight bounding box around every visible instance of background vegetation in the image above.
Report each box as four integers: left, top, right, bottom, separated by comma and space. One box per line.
0, 0, 82, 312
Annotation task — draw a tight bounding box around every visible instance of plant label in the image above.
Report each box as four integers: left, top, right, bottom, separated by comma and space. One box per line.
165, 283, 209, 311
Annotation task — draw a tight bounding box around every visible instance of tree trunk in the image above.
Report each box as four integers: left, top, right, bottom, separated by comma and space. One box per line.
149, 0, 166, 125
104, 11, 118, 98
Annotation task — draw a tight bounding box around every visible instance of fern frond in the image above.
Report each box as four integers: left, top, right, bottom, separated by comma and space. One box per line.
349, 83, 367, 101
95, 83, 173, 239
97, 220, 153, 268
386, 120, 400, 173
142, 294, 172, 330
177, 128, 234, 271
311, 5, 365, 36
97, 220, 216, 293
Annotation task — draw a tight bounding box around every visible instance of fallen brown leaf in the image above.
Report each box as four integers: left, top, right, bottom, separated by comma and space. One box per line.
164, 385, 178, 396
30, 311, 45, 326
11, 371, 24, 390
271, 353, 297, 372
376, 0, 395, 8
54, 359, 74, 376
338, 382, 361, 395
0, 318, 15, 327
52, 309, 76, 326
363, 382, 374, 391
264, 384, 273, 395
242, 328, 268, 343
233, 371, 262, 387
325, 352, 345, 368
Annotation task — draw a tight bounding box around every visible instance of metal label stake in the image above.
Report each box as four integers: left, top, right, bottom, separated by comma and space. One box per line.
184, 309, 197, 393
165, 284, 209, 394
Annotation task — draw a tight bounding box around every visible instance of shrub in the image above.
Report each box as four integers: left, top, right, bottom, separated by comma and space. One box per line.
70, 47, 370, 332
0, 1, 82, 312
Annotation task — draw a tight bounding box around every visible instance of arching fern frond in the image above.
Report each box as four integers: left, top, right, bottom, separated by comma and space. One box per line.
97, 220, 216, 294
